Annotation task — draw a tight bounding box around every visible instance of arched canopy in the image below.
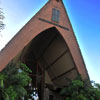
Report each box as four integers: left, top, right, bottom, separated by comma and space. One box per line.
13, 27, 79, 87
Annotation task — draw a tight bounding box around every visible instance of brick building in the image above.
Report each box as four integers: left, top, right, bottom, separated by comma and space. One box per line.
0, 0, 90, 100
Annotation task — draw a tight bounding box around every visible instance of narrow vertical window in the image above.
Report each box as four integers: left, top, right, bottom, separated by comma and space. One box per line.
52, 8, 60, 23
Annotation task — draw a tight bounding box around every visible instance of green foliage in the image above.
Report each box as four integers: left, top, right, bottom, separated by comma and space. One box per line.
0, 62, 32, 100
61, 79, 100, 100
0, 74, 7, 88
19, 63, 32, 73
5, 86, 17, 100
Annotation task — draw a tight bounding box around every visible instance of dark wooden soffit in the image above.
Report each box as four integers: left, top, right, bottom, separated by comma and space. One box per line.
46, 49, 69, 70
51, 67, 76, 81
39, 34, 58, 59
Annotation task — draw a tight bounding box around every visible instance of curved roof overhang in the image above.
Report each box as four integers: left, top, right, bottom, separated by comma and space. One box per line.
6, 26, 89, 87
18, 27, 79, 87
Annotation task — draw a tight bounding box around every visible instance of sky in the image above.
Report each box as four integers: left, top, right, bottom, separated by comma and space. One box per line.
0, 0, 100, 83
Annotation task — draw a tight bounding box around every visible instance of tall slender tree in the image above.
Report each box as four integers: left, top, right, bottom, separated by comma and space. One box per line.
0, 8, 5, 36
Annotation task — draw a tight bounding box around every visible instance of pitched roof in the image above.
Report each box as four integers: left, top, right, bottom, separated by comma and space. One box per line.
0, 0, 90, 82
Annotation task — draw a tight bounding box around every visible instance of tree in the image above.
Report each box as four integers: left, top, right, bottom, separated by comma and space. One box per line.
0, 8, 5, 36
0, 62, 32, 100
60, 79, 100, 100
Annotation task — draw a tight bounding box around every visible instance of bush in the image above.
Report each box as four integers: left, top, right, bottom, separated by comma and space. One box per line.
0, 62, 32, 100
60, 79, 100, 100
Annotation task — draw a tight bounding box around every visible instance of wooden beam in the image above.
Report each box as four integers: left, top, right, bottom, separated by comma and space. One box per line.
39, 18, 69, 31
46, 49, 69, 70
51, 67, 76, 81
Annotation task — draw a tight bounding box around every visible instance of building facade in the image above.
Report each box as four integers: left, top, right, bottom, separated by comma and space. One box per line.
0, 0, 90, 100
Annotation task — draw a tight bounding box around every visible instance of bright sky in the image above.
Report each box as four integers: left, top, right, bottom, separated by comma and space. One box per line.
0, 0, 100, 83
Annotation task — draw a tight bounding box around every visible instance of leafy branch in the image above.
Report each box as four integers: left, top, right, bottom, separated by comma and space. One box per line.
0, 62, 32, 100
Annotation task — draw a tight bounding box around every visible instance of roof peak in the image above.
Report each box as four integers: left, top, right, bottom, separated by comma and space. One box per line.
49, 0, 62, 2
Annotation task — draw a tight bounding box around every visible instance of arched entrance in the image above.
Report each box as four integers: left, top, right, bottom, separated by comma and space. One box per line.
18, 27, 78, 100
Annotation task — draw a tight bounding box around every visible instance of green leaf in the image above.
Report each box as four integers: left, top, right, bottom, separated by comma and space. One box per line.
3, 93, 9, 100
18, 63, 32, 73
0, 79, 4, 88
14, 85, 27, 97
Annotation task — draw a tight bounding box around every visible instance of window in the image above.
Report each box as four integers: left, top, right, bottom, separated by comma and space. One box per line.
52, 8, 60, 23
